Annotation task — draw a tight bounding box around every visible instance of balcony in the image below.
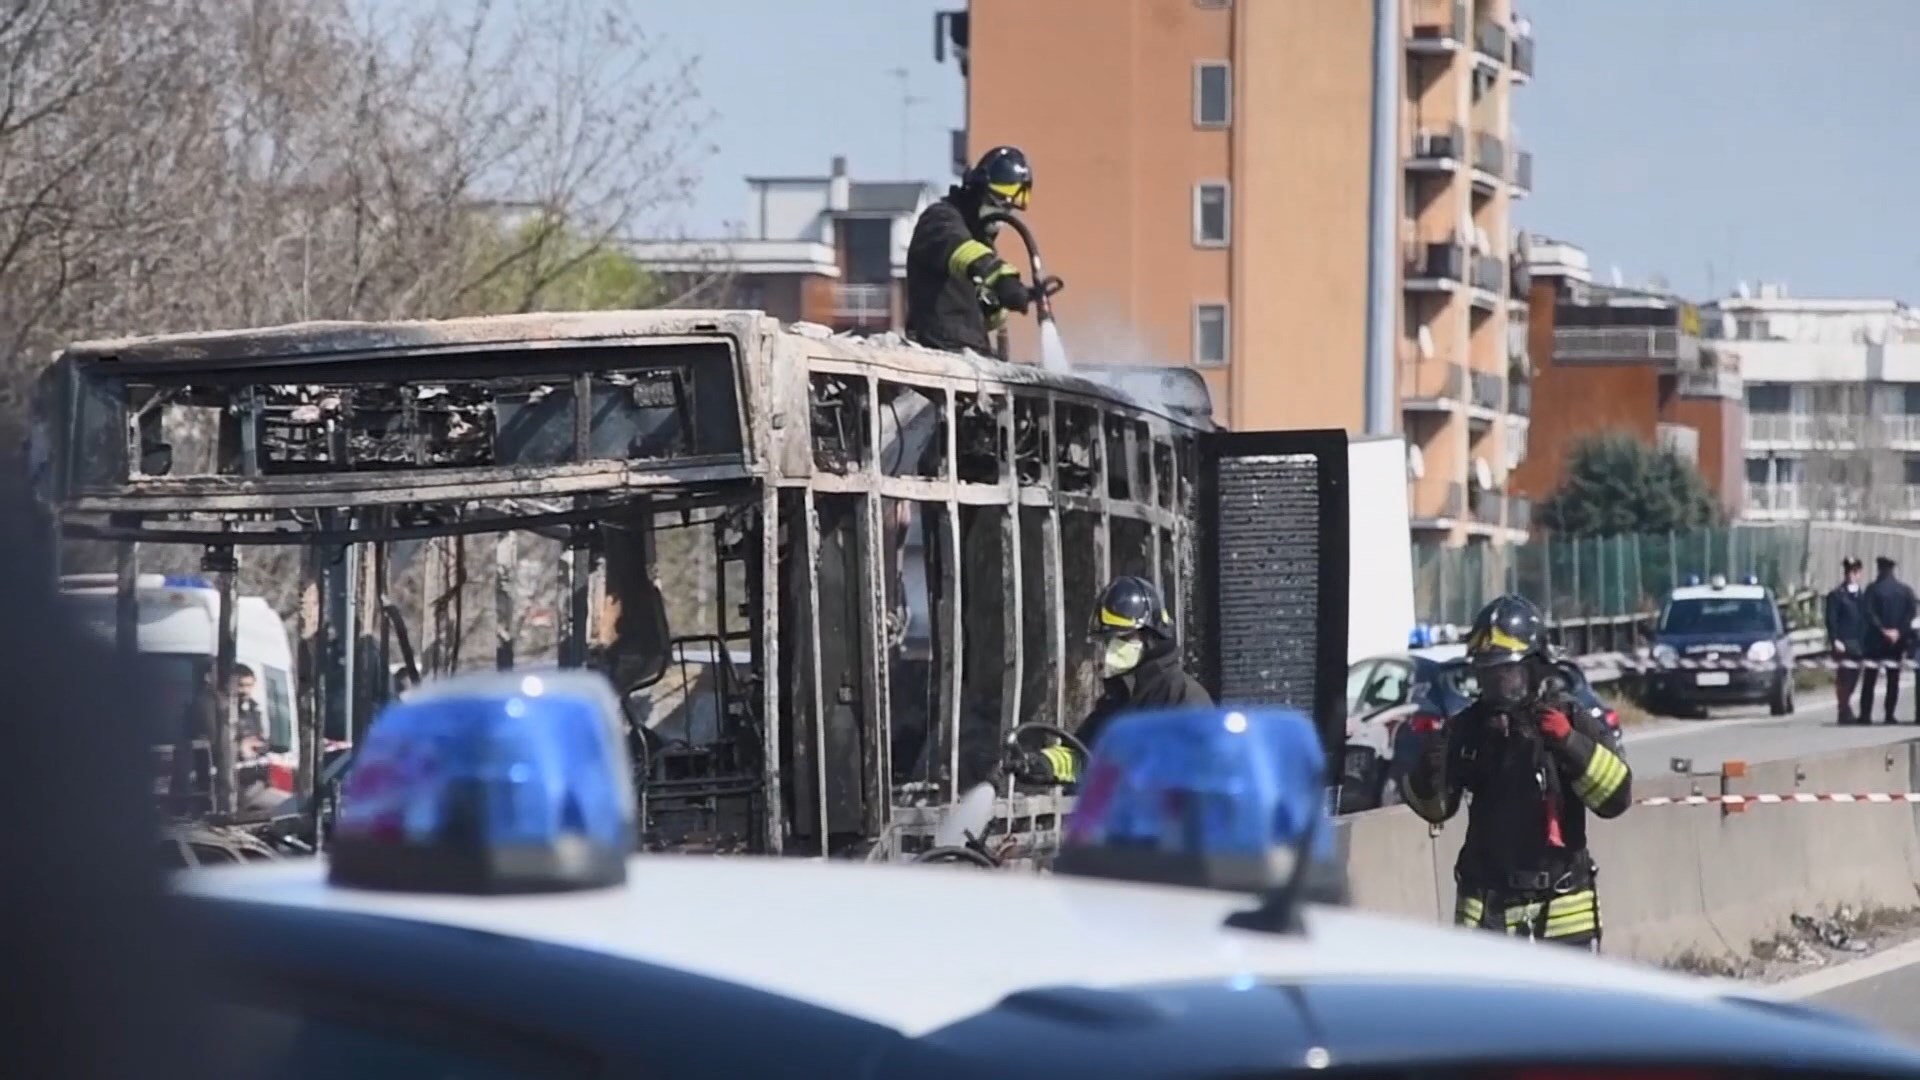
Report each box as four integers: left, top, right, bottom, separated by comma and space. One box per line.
1675, 368, 1743, 400
1744, 482, 1806, 517
1469, 368, 1504, 412
1746, 410, 1920, 448
1469, 254, 1505, 307
1471, 131, 1507, 190
1473, 20, 1509, 71
1511, 26, 1535, 83
831, 283, 893, 328
1746, 412, 1813, 446
1509, 380, 1532, 417
1407, 123, 1466, 171
1469, 489, 1528, 532
1508, 256, 1531, 300
1407, 0, 1468, 53
1657, 422, 1700, 466
1411, 480, 1467, 527
1405, 241, 1466, 288
1551, 326, 1701, 368
1884, 414, 1920, 445
1512, 149, 1533, 197
1400, 357, 1467, 409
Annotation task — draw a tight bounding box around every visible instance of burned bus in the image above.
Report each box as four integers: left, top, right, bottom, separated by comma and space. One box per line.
29, 311, 1349, 860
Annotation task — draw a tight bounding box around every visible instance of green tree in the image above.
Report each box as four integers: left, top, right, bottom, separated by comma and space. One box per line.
458, 215, 664, 315
1538, 431, 1721, 537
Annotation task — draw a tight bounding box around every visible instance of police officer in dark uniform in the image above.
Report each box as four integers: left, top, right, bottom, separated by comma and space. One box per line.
1860, 555, 1916, 724
904, 145, 1036, 355
1826, 557, 1867, 724
1010, 575, 1211, 785
1401, 594, 1632, 952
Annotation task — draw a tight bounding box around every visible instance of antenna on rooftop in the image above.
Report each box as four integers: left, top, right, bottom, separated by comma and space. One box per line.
886, 68, 925, 178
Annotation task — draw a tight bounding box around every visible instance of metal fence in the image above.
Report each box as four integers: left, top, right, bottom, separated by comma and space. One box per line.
1414, 521, 1920, 628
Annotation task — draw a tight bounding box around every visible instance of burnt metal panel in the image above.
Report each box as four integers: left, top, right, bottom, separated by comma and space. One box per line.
1195, 428, 1349, 782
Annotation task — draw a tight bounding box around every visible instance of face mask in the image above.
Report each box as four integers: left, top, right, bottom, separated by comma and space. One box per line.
1848, 582, 1862, 593
1101, 636, 1145, 678
1479, 663, 1530, 709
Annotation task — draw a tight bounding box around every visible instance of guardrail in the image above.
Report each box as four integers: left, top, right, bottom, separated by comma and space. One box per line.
1338, 740, 1920, 965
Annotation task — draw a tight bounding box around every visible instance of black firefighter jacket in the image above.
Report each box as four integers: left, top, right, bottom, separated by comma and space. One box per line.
1022, 642, 1213, 785
1399, 690, 1631, 890
904, 193, 1014, 356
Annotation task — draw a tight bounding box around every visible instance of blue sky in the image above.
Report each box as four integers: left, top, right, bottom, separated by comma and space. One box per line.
656, 0, 1918, 302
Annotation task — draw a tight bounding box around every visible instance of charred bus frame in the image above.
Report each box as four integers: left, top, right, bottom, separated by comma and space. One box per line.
30, 311, 1350, 859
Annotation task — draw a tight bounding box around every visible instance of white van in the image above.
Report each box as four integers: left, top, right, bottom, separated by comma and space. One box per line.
60, 573, 300, 795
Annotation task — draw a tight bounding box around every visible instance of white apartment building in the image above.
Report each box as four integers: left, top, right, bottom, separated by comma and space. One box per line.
1725, 284, 1920, 523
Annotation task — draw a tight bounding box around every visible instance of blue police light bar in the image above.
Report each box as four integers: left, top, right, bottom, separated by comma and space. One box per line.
1683, 574, 1703, 587
1053, 707, 1335, 897
162, 574, 212, 589
329, 669, 637, 896
1408, 624, 1432, 649
1745, 573, 1761, 586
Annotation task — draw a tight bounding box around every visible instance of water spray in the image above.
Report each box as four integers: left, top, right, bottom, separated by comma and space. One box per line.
979, 209, 1067, 368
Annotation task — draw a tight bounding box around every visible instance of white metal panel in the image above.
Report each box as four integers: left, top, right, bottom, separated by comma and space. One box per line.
179, 856, 1741, 1037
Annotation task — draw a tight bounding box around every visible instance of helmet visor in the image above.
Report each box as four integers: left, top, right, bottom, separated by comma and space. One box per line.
988, 180, 1030, 210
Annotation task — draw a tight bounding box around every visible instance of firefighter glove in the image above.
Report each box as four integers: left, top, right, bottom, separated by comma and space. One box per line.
1536, 706, 1572, 741
991, 274, 1032, 315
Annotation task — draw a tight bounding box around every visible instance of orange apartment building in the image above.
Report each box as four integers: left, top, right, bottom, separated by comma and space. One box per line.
944, 0, 1537, 553
1511, 239, 1746, 514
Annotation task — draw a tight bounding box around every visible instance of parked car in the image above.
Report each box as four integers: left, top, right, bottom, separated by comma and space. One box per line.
1343, 652, 1619, 815
1643, 574, 1795, 717
1340, 654, 1465, 814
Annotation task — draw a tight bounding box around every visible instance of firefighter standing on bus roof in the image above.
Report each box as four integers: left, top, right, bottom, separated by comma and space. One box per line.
904, 146, 1036, 356
1399, 594, 1631, 952
1008, 575, 1212, 786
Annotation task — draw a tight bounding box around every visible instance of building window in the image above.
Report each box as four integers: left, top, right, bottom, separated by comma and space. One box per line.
1193, 182, 1230, 247
1194, 303, 1229, 367
1745, 458, 1770, 484
1193, 62, 1231, 127
1745, 383, 1791, 414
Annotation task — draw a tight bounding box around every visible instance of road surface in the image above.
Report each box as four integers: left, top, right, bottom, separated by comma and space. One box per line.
1780, 940, 1920, 1045
1622, 695, 1920, 776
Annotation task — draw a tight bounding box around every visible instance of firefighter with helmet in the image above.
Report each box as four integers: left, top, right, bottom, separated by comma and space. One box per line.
905, 145, 1037, 355
1009, 575, 1212, 786
1400, 594, 1632, 952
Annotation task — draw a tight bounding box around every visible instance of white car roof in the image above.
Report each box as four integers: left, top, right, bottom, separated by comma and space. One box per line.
178, 856, 1748, 1037
1668, 584, 1769, 602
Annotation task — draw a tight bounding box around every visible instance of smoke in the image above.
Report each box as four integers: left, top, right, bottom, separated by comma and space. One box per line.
1047, 301, 1210, 421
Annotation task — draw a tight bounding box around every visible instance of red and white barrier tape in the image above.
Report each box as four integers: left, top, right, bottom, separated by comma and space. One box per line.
1638, 792, 1920, 806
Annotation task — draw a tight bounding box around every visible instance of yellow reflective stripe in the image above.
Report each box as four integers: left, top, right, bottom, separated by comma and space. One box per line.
1572, 746, 1628, 804
948, 239, 995, 279
1455, 896, 1485, 928
1040, 745, 1078, 782
1543, 908, 1600, 937
1098, 605, 1137, 628
988, 308, 1008, 331
979, 261, 1017, 285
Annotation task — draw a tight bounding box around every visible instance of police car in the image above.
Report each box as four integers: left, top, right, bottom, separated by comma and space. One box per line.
176, 669, 1920, 1078
1646, 574, 1798, 717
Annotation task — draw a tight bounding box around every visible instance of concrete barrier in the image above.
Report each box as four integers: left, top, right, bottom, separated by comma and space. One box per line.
1340, 739, 1920, 964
